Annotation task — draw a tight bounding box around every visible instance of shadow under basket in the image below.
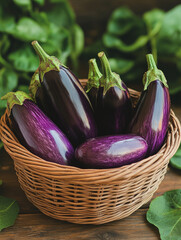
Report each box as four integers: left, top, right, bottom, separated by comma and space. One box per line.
0, 82, 181, 225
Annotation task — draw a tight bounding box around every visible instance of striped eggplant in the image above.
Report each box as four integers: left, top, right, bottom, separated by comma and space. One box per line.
1, 91, 74, 165
75, 134, 148, 169
29, 41, 97, 147
129, 54, 170, 155
96, 52, 132, 135
85, 58, 102, 110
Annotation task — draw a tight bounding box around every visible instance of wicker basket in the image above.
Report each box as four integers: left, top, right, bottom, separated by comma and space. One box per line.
0, 81, 181, 225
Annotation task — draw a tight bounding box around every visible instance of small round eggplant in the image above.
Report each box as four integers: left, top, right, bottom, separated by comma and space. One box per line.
129, 54, 170, 155
1, 91, 74, 165
96, 52, 132, 135
29, 41, 97, 147
85, 59, 102, 110
75, 135, 148, 169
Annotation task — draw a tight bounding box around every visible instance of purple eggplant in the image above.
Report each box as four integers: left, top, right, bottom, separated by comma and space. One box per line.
129, 54, 170, 155
96, 52, 132, 135
1, 91, 74, 165
85, 59, 102, 110
75, 135, 148, 169
29, 41, 97, 147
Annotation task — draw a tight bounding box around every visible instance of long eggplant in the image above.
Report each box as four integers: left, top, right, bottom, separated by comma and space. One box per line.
96, 52, 132, 135
1, 91, 74, 165
75, 135, 148, 169
85, 59, 102, 110
129, 54, 170, 155
29, 41, 97, 147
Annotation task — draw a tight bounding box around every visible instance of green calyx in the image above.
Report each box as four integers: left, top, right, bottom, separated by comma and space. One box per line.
98, 51, 125, 95
143, 54, 168, 90
31, 41, 66, 82
29, 68, 41, 100
1, 91, 33, 115
86, 59, 102, 93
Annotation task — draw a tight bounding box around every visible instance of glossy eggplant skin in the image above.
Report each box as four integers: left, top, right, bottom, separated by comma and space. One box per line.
35, 66, 97, 147
75, 134, 148, 169
129, 80, 170, 155
11, 99, 74, 165
97, 82, 132, 135
87, 87, 99, 111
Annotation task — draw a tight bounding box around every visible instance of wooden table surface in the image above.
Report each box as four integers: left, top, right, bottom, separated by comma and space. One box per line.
0, 107, 181, 240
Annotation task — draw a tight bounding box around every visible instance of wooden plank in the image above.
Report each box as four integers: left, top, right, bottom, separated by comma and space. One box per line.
0, 210, 159, 240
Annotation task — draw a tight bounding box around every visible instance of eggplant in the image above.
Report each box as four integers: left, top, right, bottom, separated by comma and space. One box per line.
129, 54, 170, 155
85, 59, 102, 110
1, 91, 74, 165
75, 135, 148, 169
96, 52, 132, 135
29, 41, 97, 147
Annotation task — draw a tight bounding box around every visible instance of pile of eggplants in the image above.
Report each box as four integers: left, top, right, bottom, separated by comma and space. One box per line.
1, 41, 171, 169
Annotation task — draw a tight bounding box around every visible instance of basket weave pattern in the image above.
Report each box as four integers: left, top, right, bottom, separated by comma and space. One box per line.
0, 81, 181, 225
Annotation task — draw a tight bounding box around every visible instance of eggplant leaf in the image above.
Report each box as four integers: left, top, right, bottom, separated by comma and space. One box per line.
109, 58, 134, 75
47, 0, 75, 28
147, 190, 181, 240
13, 0, 32, 11
8, 46, 39, 72
0, 196, 19, 231
158, 5, 181, 56
0, 180, 2, 185
107, 7, 137, 36
70, 24, 84, 69
170, 146, 181, 170
143, 9, 165, 61
103, 33, 149, 52
0, 142, 3, 149
33, 0, 44, 5
0, 68, 18, 108
11, 17, 48, 42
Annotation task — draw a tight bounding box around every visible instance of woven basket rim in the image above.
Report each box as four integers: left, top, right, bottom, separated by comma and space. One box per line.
0, 87, 181, 183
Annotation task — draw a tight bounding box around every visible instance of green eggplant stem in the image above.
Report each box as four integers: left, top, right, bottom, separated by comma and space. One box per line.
146, 54, 157, 70
143, 53, 168, 90
98, 52, 113, 79
97, 51, 125, 93
88, 59, 102, 80
32, 41, 50, 62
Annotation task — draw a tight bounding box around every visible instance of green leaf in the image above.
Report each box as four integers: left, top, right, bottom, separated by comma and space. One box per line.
0, 142, 3, 149
147, 190, 181, 240
71, 24, 84, 57
41, 23, 71, 64
158, 5, 181, 56
0, 35, 10, 55
169, 78, 181, 95
143, 9, 164, 31
13, 0, 32, 11
33, 0, 44, 5
0, 68, 18, 108
170, 146, 181, 169
8, 46, 39, 72
0, 16, 16, 34
109, 58, 134, 75
103, 33, 149, 52
0, 196, 19, 231
143, 9, 165, 61
107, 7, 137, 36
70, 24, 84, 69
11, 17, 48, 42
0, 180, 2, 186
47, 0, 75, 29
